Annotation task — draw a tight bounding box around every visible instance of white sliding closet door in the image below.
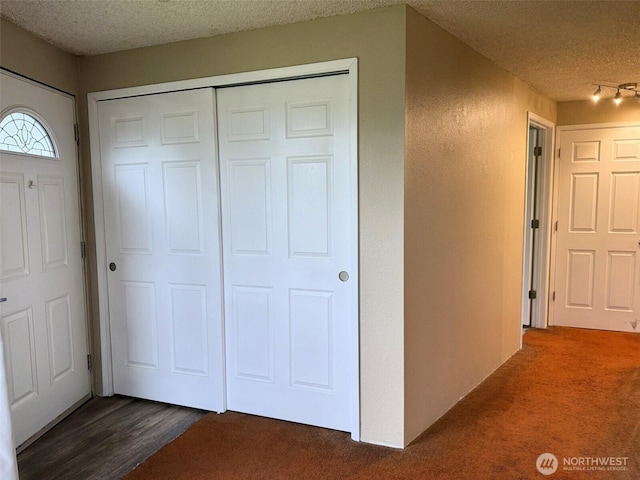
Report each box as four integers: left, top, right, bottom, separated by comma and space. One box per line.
97, 89, 224, 410
217, 74, 355, 431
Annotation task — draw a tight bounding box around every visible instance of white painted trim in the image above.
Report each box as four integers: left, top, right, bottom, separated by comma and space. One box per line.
521, 112, 555, 337
88, 57, 360, 438
88, 59, 355, 101
558, 121, 640, 131
88, 95, 114, 396
533, 114, 556, 330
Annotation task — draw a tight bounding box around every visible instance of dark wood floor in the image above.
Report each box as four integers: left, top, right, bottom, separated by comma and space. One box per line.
17, 395, 206, 480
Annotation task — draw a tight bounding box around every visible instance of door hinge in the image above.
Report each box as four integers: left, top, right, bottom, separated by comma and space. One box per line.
74, 124, 80, 145
531, 219, 540, 229
81, 241, 86, 259
534, 146, 542, 156
87, 354, 92, 371
529, 290, 537, 299
554, 221, 558, 231
552, 291, 556, 301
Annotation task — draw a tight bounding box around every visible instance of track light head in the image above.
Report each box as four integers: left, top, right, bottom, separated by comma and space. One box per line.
614, 89, 622, 105
592, 86, 602, 102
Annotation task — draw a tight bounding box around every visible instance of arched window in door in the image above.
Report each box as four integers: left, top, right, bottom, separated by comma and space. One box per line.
0, 111, 57, 158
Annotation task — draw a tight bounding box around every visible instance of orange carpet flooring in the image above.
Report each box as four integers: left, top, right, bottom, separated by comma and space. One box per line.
126, 327, 640, 479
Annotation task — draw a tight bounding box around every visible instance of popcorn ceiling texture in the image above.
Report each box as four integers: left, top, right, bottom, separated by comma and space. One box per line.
1, 1, 638, 101
0, 0, 399, 55
418, 1, 640, 103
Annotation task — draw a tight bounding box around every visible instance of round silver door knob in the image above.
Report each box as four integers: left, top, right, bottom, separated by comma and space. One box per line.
338, 271, 349, 282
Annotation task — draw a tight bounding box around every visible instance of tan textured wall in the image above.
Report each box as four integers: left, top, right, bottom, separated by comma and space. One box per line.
77, 6, 407, 447
558, 99, 640, 125
403, 6, 556, 445
0, 18, 78, 94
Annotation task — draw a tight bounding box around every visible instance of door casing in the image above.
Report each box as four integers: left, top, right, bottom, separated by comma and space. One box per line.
521, 112, 555, 336
87, 58, 360, 440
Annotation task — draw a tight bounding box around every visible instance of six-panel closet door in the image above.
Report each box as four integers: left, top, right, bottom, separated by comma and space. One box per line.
97, 88, 225, 411
217, 74, 354, 431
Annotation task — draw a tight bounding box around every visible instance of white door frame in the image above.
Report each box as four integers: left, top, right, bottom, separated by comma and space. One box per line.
549, 121, 640, 327
87, 58, 360, 439
521, 112, 556, 333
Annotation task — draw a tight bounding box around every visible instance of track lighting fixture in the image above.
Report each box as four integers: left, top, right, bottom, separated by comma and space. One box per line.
591, 82, 640, 105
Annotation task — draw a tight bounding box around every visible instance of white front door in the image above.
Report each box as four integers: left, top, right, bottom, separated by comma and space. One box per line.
0, 71, 90, 447
554, 125, 640, 332
97, 89, 225, 410
217, 74, 356, 431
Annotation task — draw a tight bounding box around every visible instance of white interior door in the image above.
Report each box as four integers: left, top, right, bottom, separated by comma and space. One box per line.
97, 89, 224, 410
0, 71, 90, 447
217, 74, 356, 431
554, 125, 640, 332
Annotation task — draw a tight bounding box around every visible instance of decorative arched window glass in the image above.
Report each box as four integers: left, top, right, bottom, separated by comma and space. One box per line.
0, 111, 57, 158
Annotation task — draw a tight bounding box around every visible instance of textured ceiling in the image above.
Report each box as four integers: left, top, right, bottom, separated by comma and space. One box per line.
1, 0, 640, 102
